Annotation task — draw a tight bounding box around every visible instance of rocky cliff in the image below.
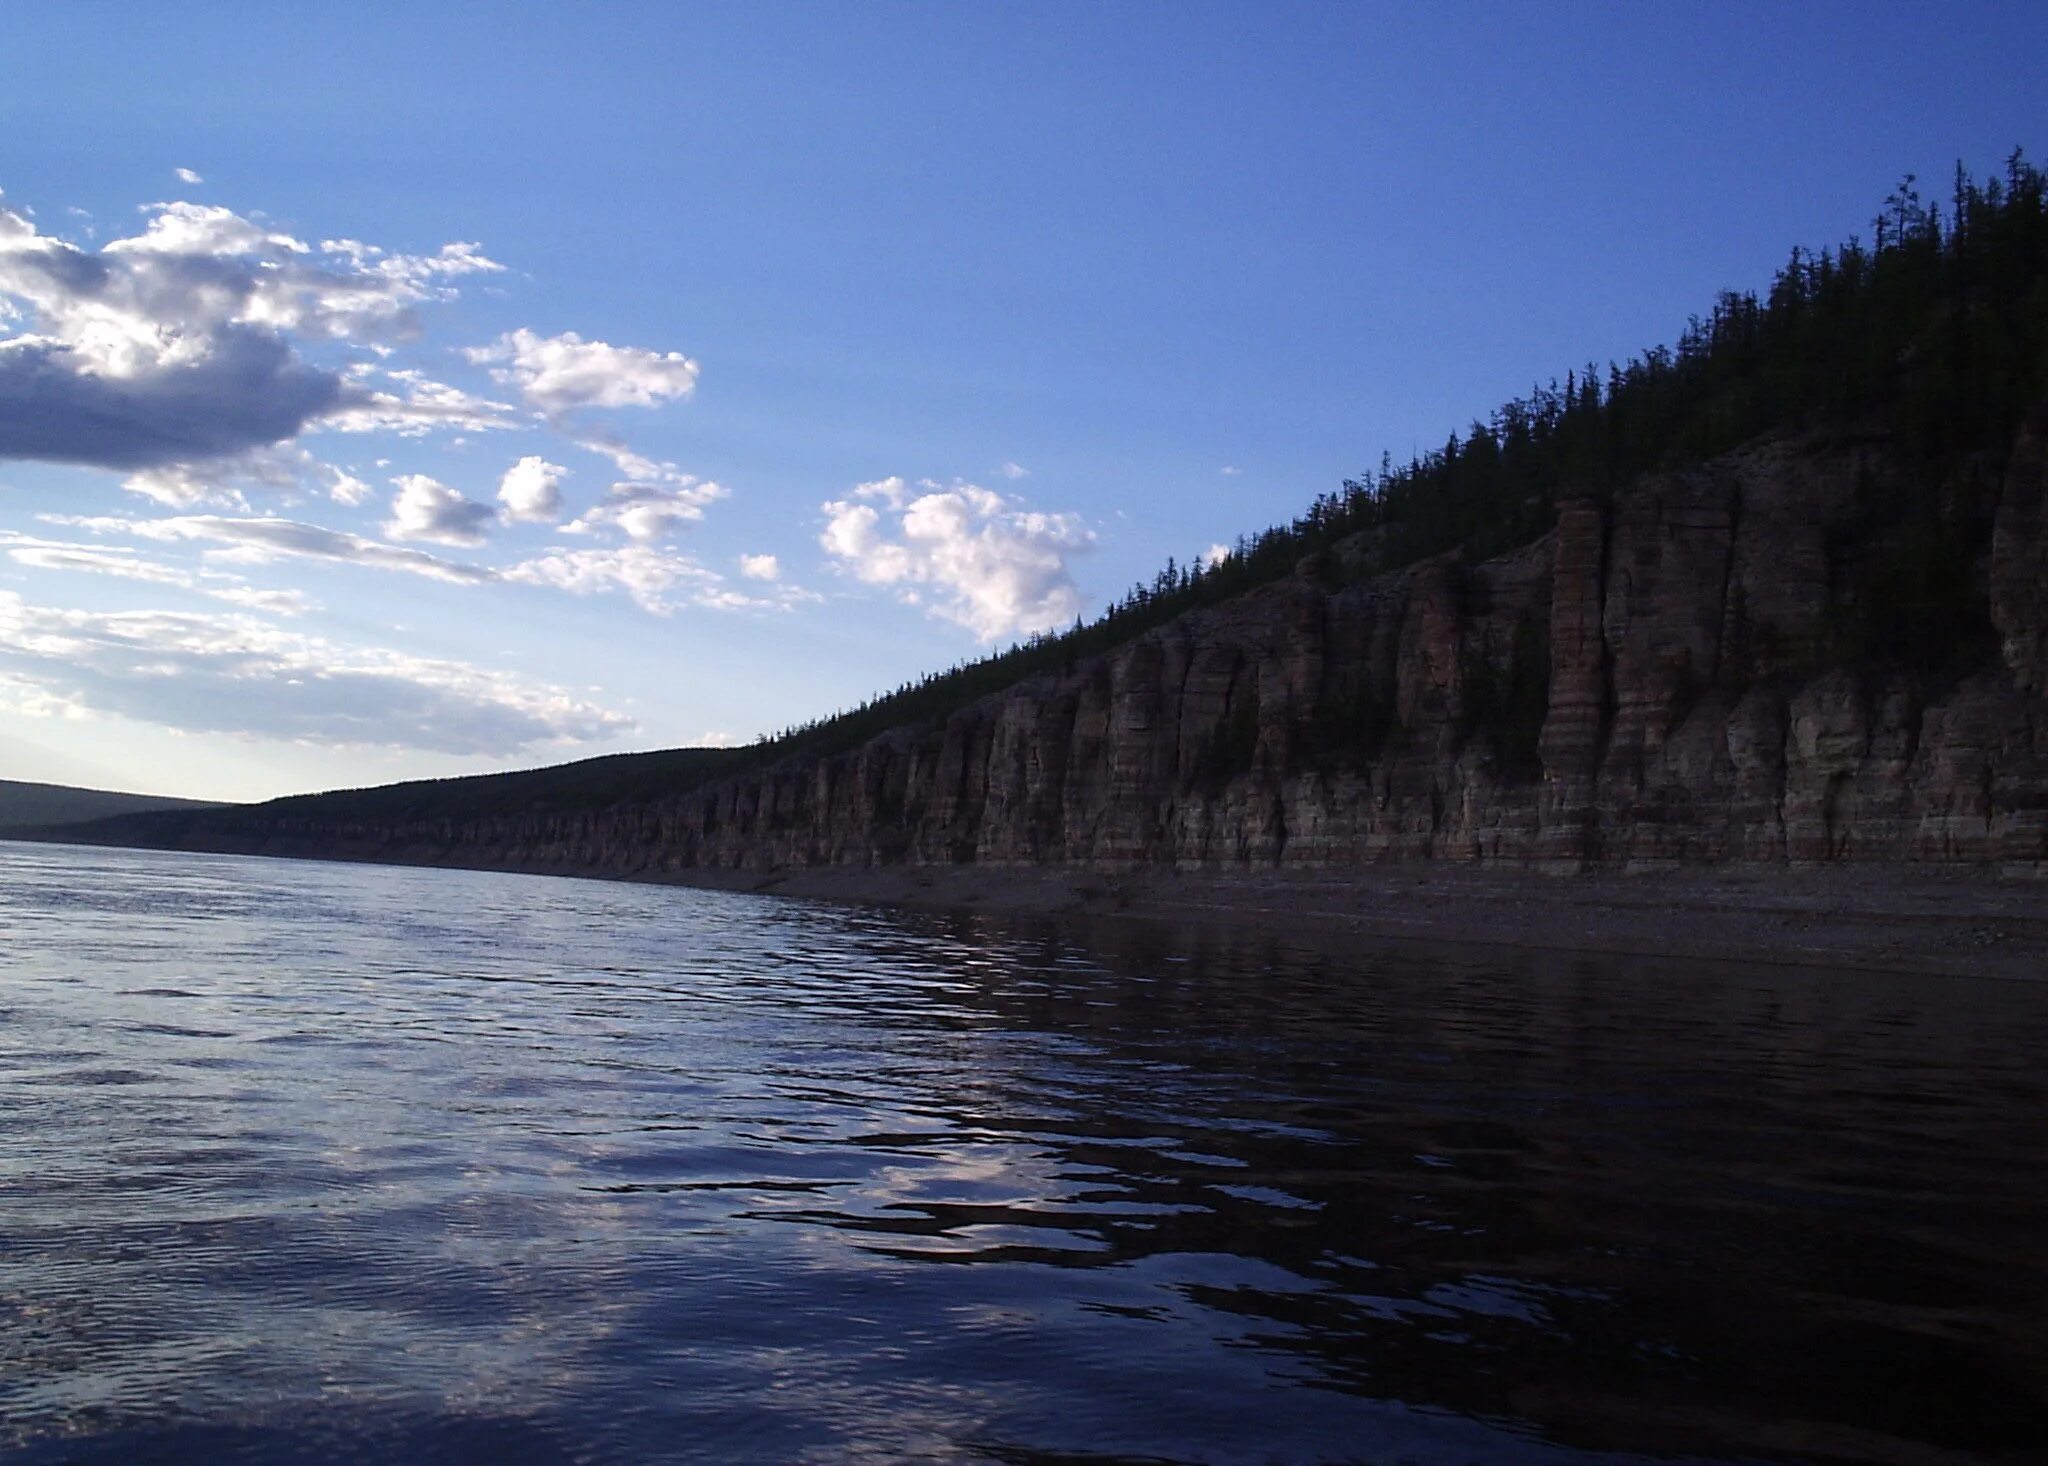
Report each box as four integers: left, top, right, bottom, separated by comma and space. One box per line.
177, 405, 2048, 878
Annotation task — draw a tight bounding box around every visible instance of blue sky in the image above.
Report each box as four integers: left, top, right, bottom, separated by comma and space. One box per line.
1, 2, 2042, 801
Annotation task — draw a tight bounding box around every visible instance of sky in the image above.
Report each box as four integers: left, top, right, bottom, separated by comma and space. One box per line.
1, 3, 2042, 803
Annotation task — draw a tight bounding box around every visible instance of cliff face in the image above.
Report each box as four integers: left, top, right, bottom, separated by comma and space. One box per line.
215, 408, 2048, 876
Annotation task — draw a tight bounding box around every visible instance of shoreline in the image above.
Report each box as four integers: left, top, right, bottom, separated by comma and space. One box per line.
12, 834, 2046, 979
637, 861, 2048, 981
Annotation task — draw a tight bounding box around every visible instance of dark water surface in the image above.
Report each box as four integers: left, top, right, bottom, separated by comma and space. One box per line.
1, 843, 2043, 1465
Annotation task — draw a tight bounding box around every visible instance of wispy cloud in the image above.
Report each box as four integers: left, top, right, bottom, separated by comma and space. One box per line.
55, 513, 496, 585
57, 510, 804, 618
507, 544, 811, 616
118, 443, 367, 511
0, 588, 630, 754
0, 530, 312, 615
504, 544, 715, 614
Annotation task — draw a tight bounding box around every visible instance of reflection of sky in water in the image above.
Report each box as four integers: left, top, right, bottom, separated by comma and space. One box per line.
1, 840, 2046, 1464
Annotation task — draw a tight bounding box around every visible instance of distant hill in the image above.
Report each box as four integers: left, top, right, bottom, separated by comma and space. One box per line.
0, 779, 228, 832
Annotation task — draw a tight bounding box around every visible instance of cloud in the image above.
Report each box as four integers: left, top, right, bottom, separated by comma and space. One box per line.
497, 455, 567, 522
321, 365, 517, 436
465, 327, 698, 416
819, 480, 1093, 640
999, 461, 1029, 480
504, 544, 806, 616
51, 510, 800, 621
850, 474, 909, 508
524, 433, 726, 542
56, 513, 495, 585
0, 530, 312, 615
1220, 465, 1242, 476
384, 474, 496, 546
0, 668, 87, 720
0, 329, 343, 470
118, 443, 365, 510
737, 553, 780, 581
0, 194, 500, 471
562, 473, 727, 543
1201, 542, 1231, 568
504, 544, 714, 615
173, 168, 204, 185
0, 588, 630, 754
517, 542, 822, 616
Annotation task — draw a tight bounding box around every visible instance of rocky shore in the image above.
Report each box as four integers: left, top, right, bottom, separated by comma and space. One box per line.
485, 857, 2048, 981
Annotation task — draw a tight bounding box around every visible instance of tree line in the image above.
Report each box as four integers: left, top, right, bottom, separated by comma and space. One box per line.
739, 153, 2047, 768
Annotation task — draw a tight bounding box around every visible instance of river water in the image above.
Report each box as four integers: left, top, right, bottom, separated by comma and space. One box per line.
0, 841, 2042, 1464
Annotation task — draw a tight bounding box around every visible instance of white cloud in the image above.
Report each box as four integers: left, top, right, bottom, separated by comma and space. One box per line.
819, 480, 1093, 640
496, 455, 567, 523
851, 474, 910, 508
321, 365, 517, 437
173, 167, 204, 185
0, 668, 87, 720
465, 327, 698, 417
0, 192, 501, 470
51, 510, 806, 620
116, 443, 364, 510
0, 588, 629, 754
737, 553, 780, 581
999, 461, 1029, 480
56, 509, 806, 618
574, 435, 666, 481
503, 544, 808, 616
384, 474, 496, 546
56, 513, 495, 585
203, 585, 314, 616
504, 544, 713, 615
1202, 542, 1231, 568
1220, 465, 1242, 476
0, 530, 312, 615
103, 201, 305, 263
542, 434, 730, 541
563, 477, 727, 543
122, 464, 266, 511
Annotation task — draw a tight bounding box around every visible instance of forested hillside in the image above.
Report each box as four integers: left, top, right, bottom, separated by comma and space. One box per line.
48, 155, 2048, 872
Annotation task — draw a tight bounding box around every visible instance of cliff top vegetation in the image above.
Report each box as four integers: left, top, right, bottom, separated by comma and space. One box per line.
745, 152, 2048, 753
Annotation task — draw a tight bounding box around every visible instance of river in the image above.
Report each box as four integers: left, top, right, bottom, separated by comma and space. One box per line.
1, 841, 2042, 1463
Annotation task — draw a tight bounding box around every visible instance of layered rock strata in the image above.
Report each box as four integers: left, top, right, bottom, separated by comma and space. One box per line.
215, 409, 2048, 876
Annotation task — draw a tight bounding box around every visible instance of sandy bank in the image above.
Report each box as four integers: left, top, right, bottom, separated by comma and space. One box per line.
650, 862, 2048, 980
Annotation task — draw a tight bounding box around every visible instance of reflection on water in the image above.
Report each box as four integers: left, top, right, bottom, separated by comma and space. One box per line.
0, 842, 2043, 1464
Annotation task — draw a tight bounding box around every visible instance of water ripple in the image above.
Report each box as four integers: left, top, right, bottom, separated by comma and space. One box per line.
1, 841, 2044, 1464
